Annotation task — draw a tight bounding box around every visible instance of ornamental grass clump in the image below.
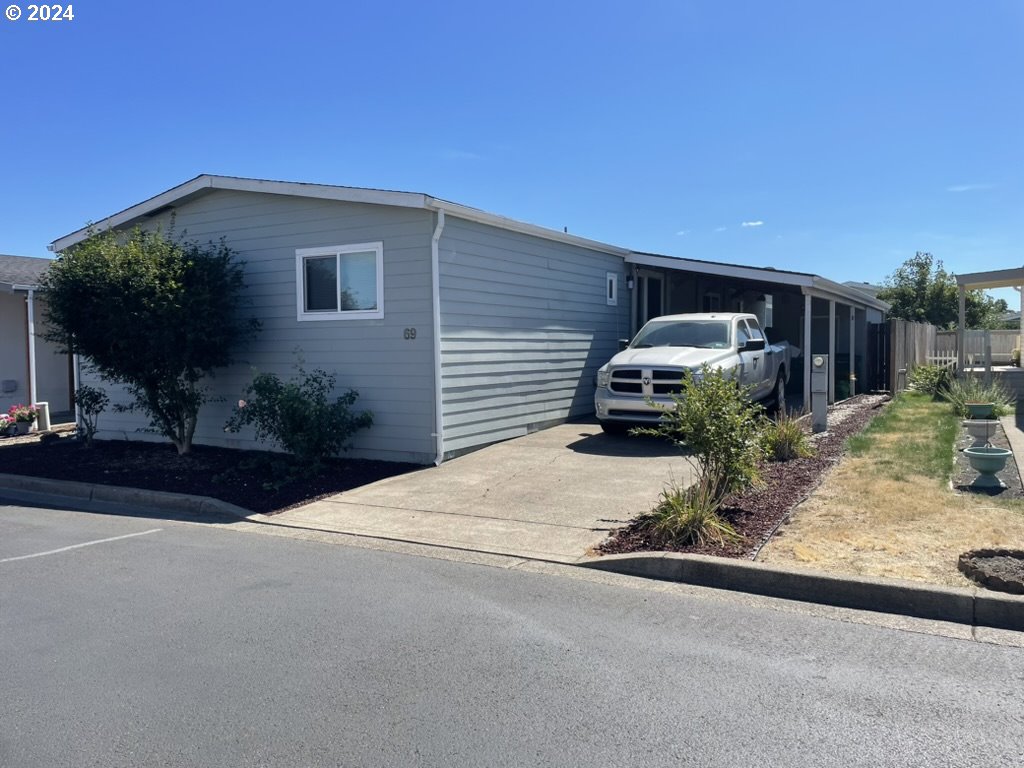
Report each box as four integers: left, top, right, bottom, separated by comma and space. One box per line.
761, 408, 813, 461
226, 363, 373, 477
643, 477, 741, 548
941, 376, 1015, 419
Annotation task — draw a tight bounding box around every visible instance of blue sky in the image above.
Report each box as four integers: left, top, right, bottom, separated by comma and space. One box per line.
2, 1, 1022, 305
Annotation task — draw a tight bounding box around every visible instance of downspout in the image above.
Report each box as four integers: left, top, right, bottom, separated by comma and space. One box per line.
26, 288, 37, 405
430, 210, 446, 465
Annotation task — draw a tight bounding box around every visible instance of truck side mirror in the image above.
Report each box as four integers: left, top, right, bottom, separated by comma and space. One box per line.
742, 338, 767, 351
618, 338, 630, 351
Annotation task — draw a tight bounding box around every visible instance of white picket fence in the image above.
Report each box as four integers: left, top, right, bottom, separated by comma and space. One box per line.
935, 329, 1022, 366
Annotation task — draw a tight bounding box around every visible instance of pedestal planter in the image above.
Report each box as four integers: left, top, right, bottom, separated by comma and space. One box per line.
965, 402, 996, 420
962, 419, 998, 448
963, 446, 1012, 488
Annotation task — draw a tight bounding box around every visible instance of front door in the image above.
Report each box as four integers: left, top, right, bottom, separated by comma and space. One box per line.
637, 271, 664, 327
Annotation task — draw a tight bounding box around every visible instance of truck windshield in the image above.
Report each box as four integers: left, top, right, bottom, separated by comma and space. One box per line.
631, 319, 731, 349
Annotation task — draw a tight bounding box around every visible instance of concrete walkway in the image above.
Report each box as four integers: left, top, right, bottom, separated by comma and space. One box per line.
263, 422, 696, 563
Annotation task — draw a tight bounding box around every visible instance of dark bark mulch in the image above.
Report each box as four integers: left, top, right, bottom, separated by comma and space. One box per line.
0, 436, 418, 515
597, 395, 890, 560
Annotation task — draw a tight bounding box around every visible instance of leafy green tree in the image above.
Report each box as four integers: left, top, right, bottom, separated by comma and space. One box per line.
877, 252, 1008, 329
42, 227, 259, 454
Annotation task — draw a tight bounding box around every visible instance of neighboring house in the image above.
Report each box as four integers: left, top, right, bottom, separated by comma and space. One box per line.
843, 281, 884, 299
50, 175, 888, 464
0, 254, 73, 416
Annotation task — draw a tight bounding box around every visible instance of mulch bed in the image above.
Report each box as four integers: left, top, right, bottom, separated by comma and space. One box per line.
952, 419, 1024, 498
0, 434, 418, 515
597, 394, 890, 560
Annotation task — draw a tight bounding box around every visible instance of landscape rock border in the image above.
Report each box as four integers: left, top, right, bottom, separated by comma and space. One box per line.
958, 549, 1024, 595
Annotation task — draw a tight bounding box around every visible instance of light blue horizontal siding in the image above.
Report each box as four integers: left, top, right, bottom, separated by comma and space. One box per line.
438, 217, 629, 456
82, 189, 436, 464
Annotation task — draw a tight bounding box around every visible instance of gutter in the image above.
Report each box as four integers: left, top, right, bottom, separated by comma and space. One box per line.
430, 210, 446, 465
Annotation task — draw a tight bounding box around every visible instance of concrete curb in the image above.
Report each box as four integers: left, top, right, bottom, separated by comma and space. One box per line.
0, 473, 251, 520
580, 552, 1024, 632
3, 472, 1022, 632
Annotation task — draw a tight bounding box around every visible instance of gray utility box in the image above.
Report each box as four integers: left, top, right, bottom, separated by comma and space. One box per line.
811, 354, 829, 433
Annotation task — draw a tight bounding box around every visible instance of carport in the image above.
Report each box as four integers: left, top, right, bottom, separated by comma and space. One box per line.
625, 253, 889, 407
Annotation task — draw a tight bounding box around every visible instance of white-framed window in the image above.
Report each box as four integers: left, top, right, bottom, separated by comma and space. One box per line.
606, 272, 618, 306
295, 242, 384, 321
702, 292, 721, 312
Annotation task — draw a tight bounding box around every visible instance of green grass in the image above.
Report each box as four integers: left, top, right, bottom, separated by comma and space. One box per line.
846, 391, 960, 482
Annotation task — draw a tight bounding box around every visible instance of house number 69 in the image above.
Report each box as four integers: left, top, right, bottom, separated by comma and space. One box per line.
403, 328, 417, 340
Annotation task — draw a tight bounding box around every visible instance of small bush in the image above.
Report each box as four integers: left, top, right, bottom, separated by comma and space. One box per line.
634, 363, 766, 496
225, 364, 373, 476
761, 408, 813, 461
75, 384, 109, 446
1012, 347, 1021, 368
942, 376, 1015, 418
643, 478, 740, 548
907, 364, 952, 399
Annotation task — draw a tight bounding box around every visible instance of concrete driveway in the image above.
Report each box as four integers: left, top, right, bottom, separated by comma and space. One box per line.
265, 421, 695, 562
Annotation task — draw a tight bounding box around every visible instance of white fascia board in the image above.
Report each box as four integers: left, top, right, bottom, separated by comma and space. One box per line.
428, 198, 630, 256
803, 281, 890, 312
626, 251, 814, 288
955, 267, 1024, 290
50, 176, 215, 252
49, 175, 430, 253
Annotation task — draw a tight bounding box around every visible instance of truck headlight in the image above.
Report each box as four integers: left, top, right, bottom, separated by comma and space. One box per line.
596, 369, 610, 388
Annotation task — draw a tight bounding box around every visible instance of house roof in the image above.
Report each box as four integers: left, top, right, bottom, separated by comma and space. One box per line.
0, 254, 53, 291
627, 252, 890, 311
49, 175, 632, 257
48, 174, 889, 312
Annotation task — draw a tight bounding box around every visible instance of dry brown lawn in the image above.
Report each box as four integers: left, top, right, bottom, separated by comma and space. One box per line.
758, 397, 1024, 588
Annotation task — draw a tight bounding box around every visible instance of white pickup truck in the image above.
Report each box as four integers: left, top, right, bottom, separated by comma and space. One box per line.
594, 312, 798, 433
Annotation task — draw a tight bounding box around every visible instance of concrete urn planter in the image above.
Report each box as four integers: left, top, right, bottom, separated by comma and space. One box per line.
965, 402, 996, 420
963, 446, 1012, 488
962, 419, 999, 448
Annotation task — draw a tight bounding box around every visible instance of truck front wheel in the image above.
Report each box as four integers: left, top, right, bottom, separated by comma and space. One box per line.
771, 372, 786, 413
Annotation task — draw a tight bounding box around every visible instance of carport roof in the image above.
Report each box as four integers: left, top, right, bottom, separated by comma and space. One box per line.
0, 254, 52, 292
626, 251, 890, 311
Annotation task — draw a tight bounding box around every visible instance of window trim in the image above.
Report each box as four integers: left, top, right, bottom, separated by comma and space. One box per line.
295, 241, 384, 321
606, 272, 618, 306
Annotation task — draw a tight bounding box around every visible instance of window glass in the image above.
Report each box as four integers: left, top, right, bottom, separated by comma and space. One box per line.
339, 251, 378, 311
736, 321, 750, 347
304, 256, 337, 312
746, 318, 764, 340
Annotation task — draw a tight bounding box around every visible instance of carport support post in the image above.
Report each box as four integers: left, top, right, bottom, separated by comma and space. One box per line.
957, 287, 966, 374
849, 305, 856, 396
828, 299, 836, 404
803, 293, 812, 410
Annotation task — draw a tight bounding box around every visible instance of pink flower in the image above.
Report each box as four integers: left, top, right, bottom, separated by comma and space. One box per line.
238, 399, 247, 409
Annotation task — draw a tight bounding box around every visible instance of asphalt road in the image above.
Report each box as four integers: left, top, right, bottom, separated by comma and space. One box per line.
2, 504, 1023, 768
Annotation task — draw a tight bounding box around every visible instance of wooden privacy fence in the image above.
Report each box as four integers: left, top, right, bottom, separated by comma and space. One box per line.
866, 319, 940, 392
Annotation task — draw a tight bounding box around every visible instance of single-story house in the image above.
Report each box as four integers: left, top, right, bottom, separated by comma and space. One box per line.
50, 175, 887, 465
0, 254, 73, 417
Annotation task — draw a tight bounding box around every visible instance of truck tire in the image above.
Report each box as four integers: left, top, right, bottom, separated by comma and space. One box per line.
771, 371, 786, 413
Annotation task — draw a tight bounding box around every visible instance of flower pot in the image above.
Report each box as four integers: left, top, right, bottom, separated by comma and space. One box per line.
14, 421, 31, 435
962, 419, 998, 448
965, 402, 996, 420
963, 446, 1012, 488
